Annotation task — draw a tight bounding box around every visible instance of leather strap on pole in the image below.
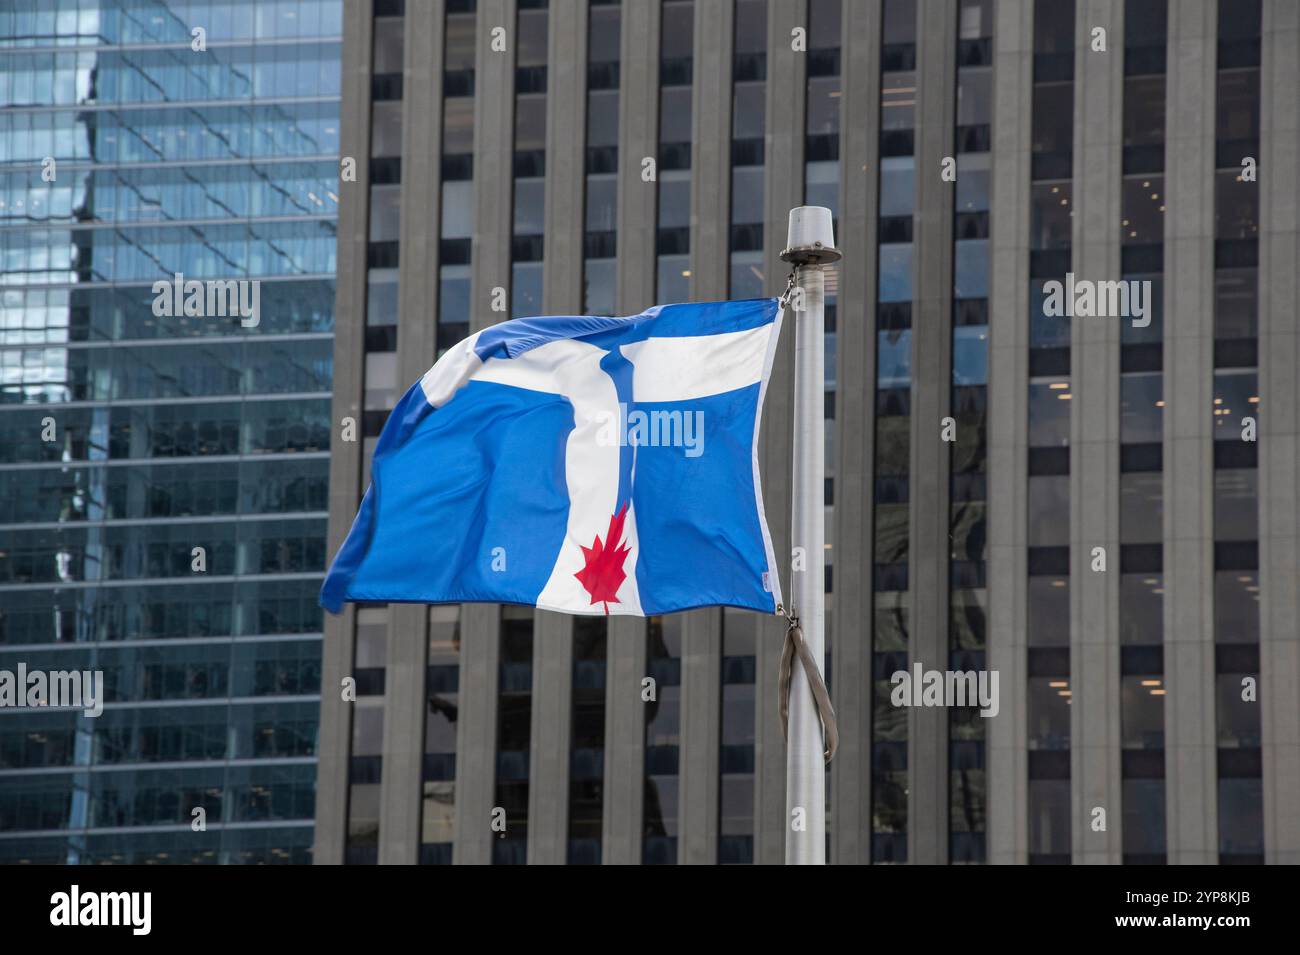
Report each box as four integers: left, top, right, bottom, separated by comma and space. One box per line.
777, 615, 838, 763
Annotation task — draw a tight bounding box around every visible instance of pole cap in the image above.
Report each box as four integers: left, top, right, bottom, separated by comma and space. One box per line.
780, 206, 841, 265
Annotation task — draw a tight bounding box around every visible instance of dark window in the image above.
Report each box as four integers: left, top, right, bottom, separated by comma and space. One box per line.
1120, 574, 1163, 645
1028, 677, 1071, 749
1031, 82, 1073, 178
1030, 182, 1073, 250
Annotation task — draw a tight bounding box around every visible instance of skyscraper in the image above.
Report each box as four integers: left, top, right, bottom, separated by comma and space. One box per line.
0, 0, 341, 864
315, 0, 1298, 865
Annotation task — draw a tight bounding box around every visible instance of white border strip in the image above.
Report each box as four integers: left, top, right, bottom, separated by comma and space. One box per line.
752, 303, 785, 612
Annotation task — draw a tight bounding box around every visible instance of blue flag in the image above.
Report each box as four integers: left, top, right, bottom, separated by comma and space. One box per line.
321, 298, 784, 616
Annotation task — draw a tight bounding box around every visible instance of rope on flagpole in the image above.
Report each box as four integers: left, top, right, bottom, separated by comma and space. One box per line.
776, 603, 838, 763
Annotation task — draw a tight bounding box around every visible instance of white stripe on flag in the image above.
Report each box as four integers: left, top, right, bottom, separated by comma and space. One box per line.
476, 339, 644, 615
618, 325, 773, 402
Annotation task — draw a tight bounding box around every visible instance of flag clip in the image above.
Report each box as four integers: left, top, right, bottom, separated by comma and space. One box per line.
777, 269, 798, 310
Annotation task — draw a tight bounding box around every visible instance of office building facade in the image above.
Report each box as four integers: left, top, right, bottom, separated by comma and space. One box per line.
0, 0, 341, 863
316, 0, 1299, 864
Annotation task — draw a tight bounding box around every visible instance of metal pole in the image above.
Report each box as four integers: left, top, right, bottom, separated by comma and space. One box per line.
781, 207, 838, 865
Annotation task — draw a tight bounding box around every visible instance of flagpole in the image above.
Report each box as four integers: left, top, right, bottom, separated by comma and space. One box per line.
781, 207, 839, 865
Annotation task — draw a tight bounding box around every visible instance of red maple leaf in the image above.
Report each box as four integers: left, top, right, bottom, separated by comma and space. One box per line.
574, 503, 631, 614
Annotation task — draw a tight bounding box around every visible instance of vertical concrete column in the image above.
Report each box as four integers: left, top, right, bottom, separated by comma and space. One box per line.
679, 600, 723, 864
603, 612, 648, 864
677, 0, 734, 865
376, 0, 448, 869
753, 0, 806, 867
528, 610, 572, 863
985, 0, 1034, 866
615, 0, 661, 312
380, 595, 431, 865
828, 0, 881, 866
907, 0, 957, 867
690, 0, 734, 298
544, 0, 589, 309
525, 0, 591, 867
454, 602, 505, 864
1162, 0, 1218, 865
314, 0, 373, 866
454, 0, 518, 864
398, 0, 447, 379
472, 0, 519, 297
1259, 0, 1300, 865
1069, 0, 1123, 865
603, 0, 660, 865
